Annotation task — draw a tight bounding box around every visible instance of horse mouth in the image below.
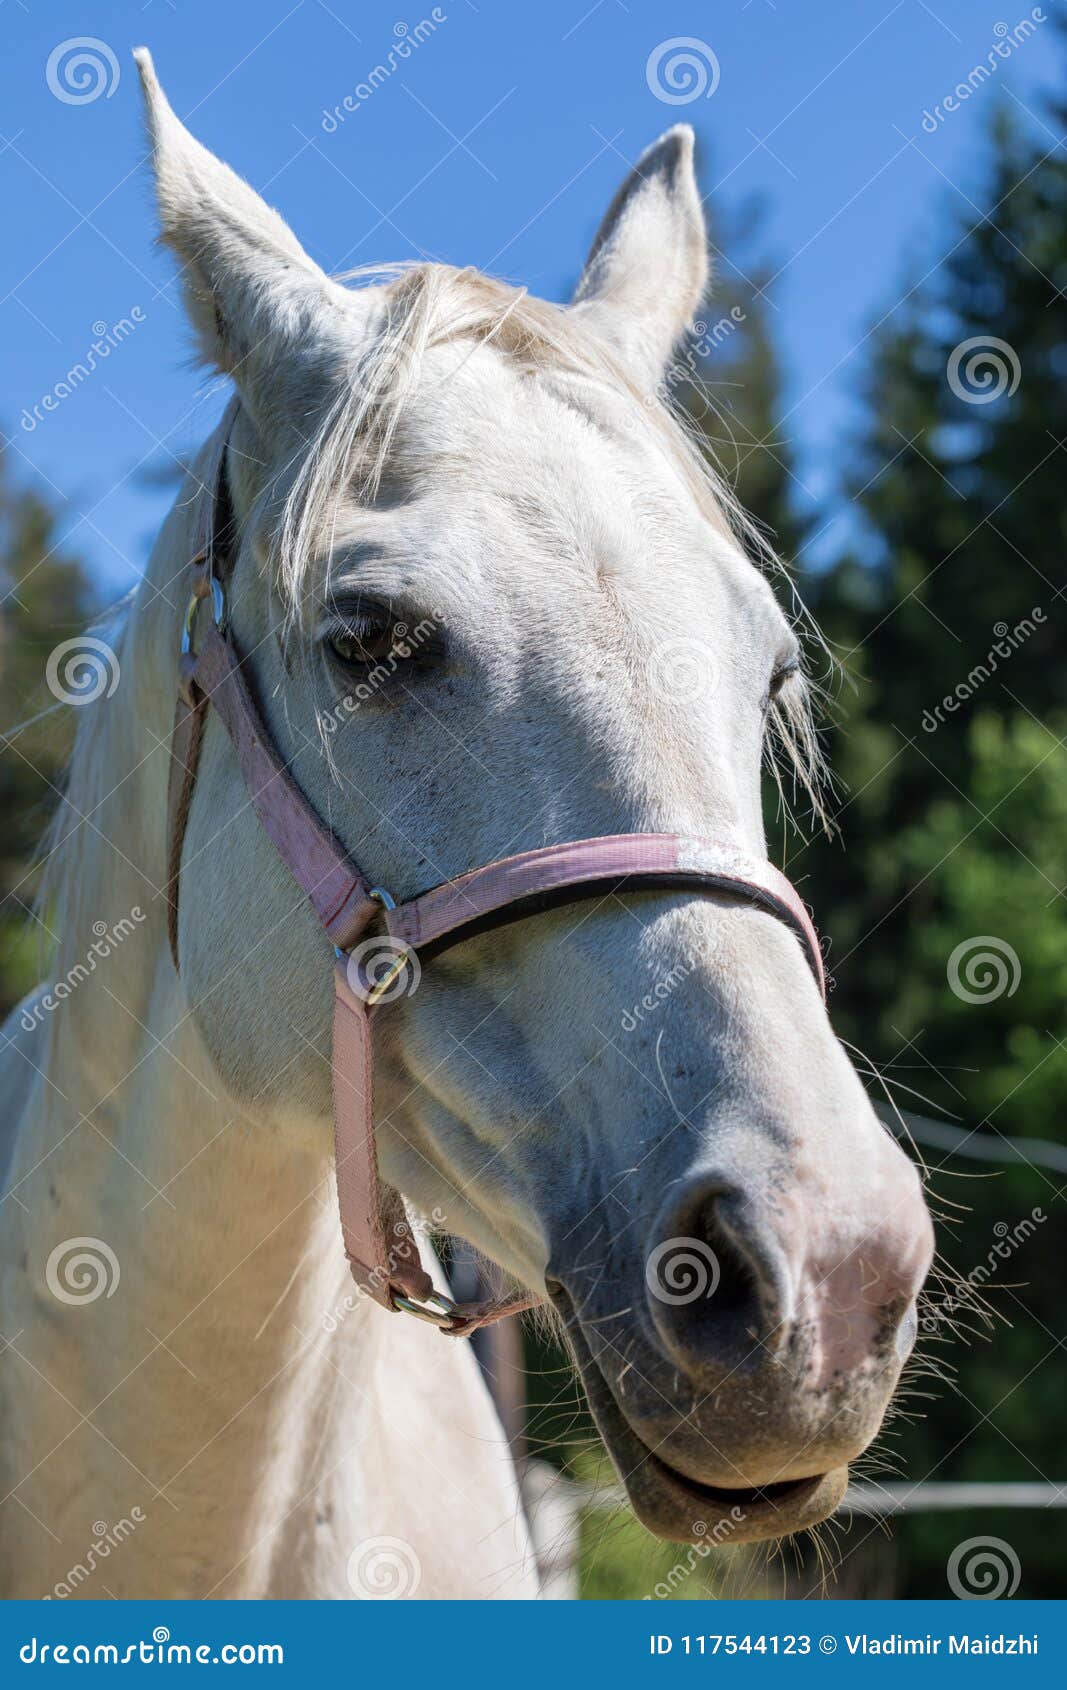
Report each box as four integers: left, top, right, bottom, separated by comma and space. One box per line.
552, 1286, 848, 1545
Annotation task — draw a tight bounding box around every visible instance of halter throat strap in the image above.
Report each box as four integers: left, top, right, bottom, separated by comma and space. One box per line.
165, 408, 826, 1338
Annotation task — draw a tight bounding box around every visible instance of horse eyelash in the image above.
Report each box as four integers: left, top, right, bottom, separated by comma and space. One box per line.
764, 660, 800, 710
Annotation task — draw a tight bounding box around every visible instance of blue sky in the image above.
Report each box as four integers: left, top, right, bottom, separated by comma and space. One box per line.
2, 0, 1061, 594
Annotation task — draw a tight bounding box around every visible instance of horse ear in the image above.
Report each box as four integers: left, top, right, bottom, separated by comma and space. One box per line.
134, 48, 347, 419
571, 126, 709, 389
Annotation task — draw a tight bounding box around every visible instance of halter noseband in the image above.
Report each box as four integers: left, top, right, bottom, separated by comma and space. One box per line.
166, 405, 826, 1337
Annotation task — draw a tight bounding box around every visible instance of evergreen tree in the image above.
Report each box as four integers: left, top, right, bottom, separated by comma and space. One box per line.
795, 83, 1067, 1597
0, 452, 97, 1013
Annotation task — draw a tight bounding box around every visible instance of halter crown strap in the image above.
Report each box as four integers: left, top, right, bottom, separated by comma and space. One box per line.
166, 408, 827, 1339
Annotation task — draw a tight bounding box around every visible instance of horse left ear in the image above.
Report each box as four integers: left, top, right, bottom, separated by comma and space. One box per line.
571, 126, 709, 389
133, 47, 354, 437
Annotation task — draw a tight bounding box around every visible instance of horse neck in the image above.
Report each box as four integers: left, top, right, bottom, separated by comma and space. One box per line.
2, 469, 536, 1598
1, 509, 376, 1592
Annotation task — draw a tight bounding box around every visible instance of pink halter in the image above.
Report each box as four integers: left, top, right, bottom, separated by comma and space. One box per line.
166, 410, 825, 1336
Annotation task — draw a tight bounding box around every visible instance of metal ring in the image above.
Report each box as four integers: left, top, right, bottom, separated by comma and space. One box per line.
362, 886, 407, 1004
179, 577, 226, 656
334, 889, 405, 990
392, 1289, 462, 1328
209, 574, 226, 631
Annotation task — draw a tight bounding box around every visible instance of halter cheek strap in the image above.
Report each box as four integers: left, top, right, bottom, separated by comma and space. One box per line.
166, 408, 826, 1337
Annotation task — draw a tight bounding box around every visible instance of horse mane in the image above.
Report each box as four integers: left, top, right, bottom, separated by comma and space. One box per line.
35, 598, 136, 965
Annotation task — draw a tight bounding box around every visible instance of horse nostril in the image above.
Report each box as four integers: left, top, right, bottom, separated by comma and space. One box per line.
645, 1180, 790, 1377
698, 1203, 760, 1316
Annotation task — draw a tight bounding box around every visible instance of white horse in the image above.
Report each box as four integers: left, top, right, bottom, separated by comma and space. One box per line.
0, 51, 932, 1599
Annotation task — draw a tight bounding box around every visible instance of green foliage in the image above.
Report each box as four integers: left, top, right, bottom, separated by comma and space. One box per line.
0, 453, 96, 1014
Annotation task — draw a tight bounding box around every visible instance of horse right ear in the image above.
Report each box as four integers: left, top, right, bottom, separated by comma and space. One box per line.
135, 48, 352, 430
571, 126, 708, 391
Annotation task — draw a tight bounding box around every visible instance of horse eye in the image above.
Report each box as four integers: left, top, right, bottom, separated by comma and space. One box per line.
325, 621, 396, 667
765, 659, 800, 710
770, 659, 800, 695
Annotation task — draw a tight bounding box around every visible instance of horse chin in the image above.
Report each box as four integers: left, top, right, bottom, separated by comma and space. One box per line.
555, 1289, 848, 1546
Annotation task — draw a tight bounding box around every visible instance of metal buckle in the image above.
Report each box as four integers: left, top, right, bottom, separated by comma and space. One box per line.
363, 887, 412, 1005
180, 576, 226, 657
392, 1289, 463, 1329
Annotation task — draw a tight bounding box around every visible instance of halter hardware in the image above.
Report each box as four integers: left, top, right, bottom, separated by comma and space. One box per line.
362, 887, 413, 1006
392, 1289, 466, 1329
179, 574, 226, 657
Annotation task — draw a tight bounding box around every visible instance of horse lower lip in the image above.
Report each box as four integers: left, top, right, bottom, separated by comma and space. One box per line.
550, 1283, 848, 1542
